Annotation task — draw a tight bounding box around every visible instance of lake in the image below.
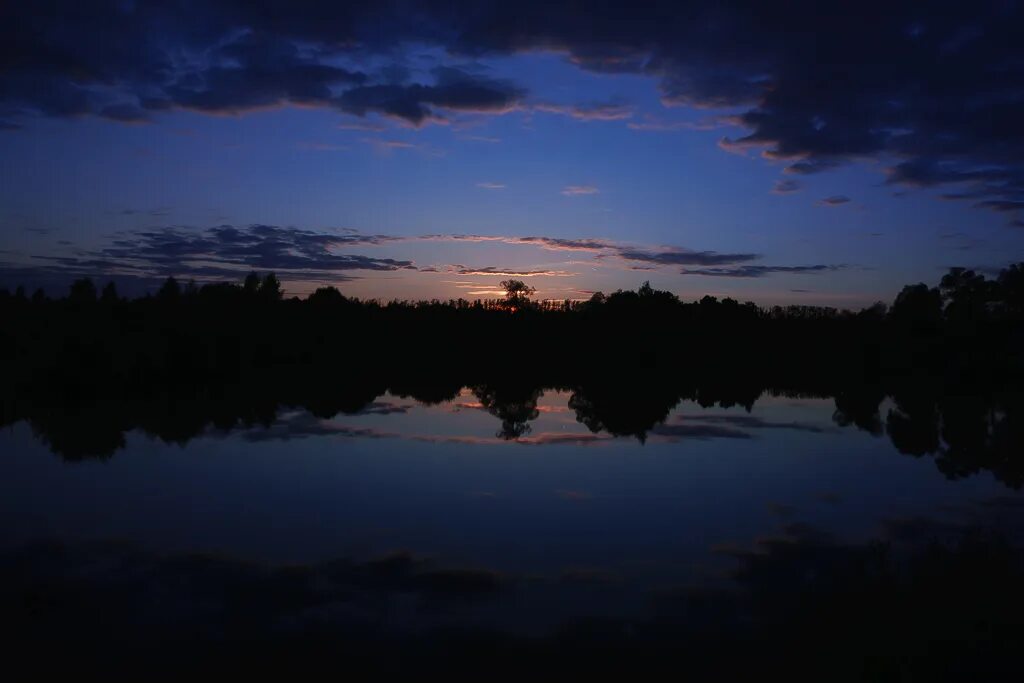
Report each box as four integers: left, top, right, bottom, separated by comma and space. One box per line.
3, 383, 1023, 678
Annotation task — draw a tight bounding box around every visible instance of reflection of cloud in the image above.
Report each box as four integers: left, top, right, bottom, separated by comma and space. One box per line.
677, 414, 834, 433
649, 424, 753, 441
818, 195, 851, 207
0, 541, 508, 643
412, 431, 613, 447
649, 413, 834, 441
555, 489, 592, 501
560, 567, 622, 584
766, 502, 796, 517
237, 414, 397, 442
352, 401, 411, 416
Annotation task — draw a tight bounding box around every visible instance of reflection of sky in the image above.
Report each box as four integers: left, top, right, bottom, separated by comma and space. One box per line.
3, 50, 1021, 306
2, 389, 1018, 622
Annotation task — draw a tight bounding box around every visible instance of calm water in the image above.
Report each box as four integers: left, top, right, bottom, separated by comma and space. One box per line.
4, 388, 1022, 626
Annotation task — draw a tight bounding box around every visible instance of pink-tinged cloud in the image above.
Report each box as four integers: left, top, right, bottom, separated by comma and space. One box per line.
476, 182, 506, 189
297, 142, 349, 152
419, 234, 617, 252
772, 179, 802, 194
534, 101, 634, 121
628, 114, 735, 131
456, 267, 576, 277
337, 120, 386, 132
561, 185, 600, 196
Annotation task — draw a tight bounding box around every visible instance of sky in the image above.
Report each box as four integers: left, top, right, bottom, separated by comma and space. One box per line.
1, 1, 1023, 307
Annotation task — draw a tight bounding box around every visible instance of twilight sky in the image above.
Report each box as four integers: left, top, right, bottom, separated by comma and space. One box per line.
1, 1, 1023, 307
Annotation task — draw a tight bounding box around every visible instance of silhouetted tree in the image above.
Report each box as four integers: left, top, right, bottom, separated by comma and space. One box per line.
244, 271, 261, 296
157, 276, 181, 302
260, 273, 283, 301
500, 279, 536, 310
890, 283, 942, 331
308, 286, 346, 306
68, 277, 97, 305
101, 281, 119, 304
997, 263, 1024, 317
940, 267, 992, 325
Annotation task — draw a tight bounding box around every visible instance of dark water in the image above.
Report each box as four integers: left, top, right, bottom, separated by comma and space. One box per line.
3, 386, 1024, 678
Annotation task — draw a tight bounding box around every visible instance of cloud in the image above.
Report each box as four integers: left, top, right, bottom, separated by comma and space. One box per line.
818, 195, 851, 206
421, 234, 617, 252
772, 179, 802, 195
358, 136, 434, 153
561, 185, 600, 196
2, 222, 842, 293
628, 115, 731, 132
3, 1, 1024, 221
649, 424, 753, 441
337, 120, 387, 132
973, 200, 1024, 213
616, 248, 760, 267
4, 225, 414, 291
784, 160, 841, 175
671, 414, 834, 434
535, 100, 634, 121
455, 267, 575, 277
680, 265, 843, 278
297, 142, 349, 152
337, 67, 524, 125
476, 182, 506, 189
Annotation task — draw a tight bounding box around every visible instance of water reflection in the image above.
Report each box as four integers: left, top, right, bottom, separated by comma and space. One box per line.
5, 505, 1023, 680
4, 377, 1023, 488
3, 379, 1024, 679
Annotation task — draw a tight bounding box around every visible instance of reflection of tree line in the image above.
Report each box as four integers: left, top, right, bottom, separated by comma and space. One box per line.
2, 372, 1022, 488
1, 265, 1023, 479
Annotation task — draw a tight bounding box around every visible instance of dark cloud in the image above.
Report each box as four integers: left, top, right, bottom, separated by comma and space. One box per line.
617, 248, 760, 266
1, 224, 413, 292
93, 224, 412, 276
336, 67, 523, 125
818, 195, 851, 207
649, 412, 833, 441
673, 413, 834, 433
649, 424, 753, 440
5, 2, 1021, 218
772, 179, 801, 194
680, 265, 841, 278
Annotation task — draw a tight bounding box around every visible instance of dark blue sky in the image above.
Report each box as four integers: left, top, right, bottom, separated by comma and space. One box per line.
2, 1, 1022, 306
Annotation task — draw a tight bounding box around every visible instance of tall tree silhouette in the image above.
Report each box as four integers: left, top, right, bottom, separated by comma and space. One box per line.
500, 279, 536, 311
